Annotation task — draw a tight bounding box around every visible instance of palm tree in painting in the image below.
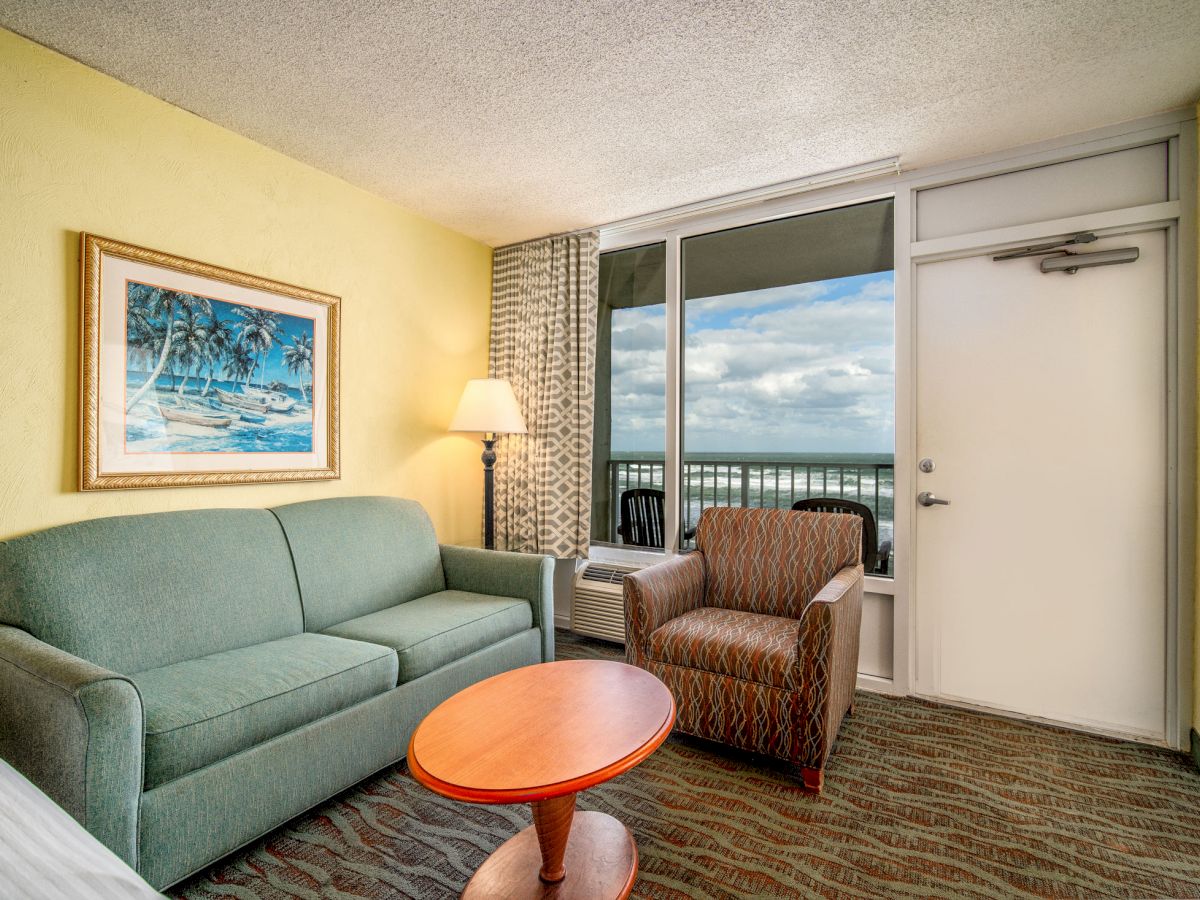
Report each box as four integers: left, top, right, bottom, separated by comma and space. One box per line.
231, 306, 282, 390
222, 340, 256, 389
281, 333, 313, 402
170, 306, 209, 397
126, 294, 164, 375
200, 314, 235, 396
126, 303, 165, 376
125, 285, 212, 411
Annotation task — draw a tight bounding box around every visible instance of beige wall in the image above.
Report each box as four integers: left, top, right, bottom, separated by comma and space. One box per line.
0, 28, 492, 545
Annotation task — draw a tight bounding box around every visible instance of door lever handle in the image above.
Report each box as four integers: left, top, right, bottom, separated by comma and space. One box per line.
917, 491, 950, 507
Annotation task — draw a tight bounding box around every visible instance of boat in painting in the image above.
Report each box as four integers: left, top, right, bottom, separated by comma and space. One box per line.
160, 406, 233, 428
205, 397, 267, 424
214, 388, 271, 413
241, 386, 297, 413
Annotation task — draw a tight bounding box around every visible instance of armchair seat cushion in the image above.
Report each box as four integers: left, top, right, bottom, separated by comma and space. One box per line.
321, 590, 533, 684
648, 606, 800, 689
134, 633, 398, 789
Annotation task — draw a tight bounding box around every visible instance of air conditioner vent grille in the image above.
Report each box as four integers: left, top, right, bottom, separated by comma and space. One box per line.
571, 561, 642, 644
580, 564, 631, 585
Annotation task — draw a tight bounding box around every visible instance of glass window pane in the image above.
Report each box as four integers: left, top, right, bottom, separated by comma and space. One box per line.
680, 200, 895, 574
592, 242, 667, 547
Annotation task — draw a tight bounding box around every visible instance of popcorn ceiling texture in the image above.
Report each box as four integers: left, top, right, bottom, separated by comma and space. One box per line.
0, 1, 1197, 246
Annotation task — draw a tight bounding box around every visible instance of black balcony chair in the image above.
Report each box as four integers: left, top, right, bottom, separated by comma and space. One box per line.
618, 488, 696, 548
791, 497, 891, 575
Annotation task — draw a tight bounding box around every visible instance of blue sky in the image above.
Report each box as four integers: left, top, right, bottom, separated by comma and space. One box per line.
610, 272, 895, 454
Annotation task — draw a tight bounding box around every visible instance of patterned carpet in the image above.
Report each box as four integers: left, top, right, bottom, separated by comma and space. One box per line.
175, 631, 1200, 899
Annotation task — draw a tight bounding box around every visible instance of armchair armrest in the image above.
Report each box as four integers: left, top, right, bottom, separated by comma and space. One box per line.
622, 552, 707, 668
439, 545, 555, 662
795, 564, 864, 771
0, 625, 144, 868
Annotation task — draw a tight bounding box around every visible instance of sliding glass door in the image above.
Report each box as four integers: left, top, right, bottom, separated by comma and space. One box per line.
681, 200, 895, 570
591, 242, 667, 548
593, 199, 895, 573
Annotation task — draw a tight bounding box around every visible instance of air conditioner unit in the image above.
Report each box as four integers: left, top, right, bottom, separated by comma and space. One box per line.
570, 561, 643, 644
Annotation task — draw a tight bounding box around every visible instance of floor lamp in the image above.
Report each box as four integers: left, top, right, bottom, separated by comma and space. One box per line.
450, 378, 528, 550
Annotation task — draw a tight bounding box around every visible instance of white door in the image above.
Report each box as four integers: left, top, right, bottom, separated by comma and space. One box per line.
914, 230, 1168, 741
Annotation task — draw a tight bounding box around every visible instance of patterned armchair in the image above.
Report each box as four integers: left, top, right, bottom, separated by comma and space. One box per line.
623, 506, 864, 792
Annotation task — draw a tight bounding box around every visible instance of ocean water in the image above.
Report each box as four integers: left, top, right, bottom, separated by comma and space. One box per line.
608, 450, 895, 541
124, 373, 313, 453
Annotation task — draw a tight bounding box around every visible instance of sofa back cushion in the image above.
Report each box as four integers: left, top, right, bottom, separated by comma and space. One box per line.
695, 507, 861, 619
271, 497, 446, 633
0, 510, 303, 674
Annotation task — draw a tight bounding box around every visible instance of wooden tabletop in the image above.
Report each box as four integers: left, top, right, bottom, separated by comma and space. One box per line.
408, 659, 675, 805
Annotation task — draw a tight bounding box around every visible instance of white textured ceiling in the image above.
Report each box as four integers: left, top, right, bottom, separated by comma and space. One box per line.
2, 1, 1198, 246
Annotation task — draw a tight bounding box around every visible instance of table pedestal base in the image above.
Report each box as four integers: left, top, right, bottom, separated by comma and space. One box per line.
462, 810, 637, 899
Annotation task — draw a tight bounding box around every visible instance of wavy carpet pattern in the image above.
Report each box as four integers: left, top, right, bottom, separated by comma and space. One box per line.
176, 632, 1200, 899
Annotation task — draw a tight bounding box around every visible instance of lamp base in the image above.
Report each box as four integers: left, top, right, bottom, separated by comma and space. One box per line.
482, 435, 496, 550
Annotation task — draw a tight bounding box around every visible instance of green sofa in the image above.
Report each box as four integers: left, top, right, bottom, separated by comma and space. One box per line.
0, 496, 553, 889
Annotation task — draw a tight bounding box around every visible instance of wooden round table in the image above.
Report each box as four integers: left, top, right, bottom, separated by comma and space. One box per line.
407, 659, 675, 899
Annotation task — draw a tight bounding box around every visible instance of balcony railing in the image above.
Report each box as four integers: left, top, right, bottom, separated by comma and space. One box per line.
605, 457, 894, 556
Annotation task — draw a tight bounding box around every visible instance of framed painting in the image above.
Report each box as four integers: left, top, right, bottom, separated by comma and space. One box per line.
80, 234, 340, 490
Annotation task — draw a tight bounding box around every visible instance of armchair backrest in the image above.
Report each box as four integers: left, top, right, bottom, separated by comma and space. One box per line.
695, 507, 861, 619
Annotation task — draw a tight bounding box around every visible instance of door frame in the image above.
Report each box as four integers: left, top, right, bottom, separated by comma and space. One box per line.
903, 121, 1196, 749
598, 108, 1197, 746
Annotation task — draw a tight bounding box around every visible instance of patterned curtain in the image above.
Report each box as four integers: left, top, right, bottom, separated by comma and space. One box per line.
489, 232, 599, 558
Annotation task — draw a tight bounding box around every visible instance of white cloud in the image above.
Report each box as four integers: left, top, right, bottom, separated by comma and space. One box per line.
688, 282, 830, 315
608, 276, 896, 454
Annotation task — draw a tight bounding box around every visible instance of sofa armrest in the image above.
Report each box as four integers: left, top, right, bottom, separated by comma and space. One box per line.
0, 626, 144, 869
622, 552, 707, 669
439, 545, 555, 662
794, 564, 864, 771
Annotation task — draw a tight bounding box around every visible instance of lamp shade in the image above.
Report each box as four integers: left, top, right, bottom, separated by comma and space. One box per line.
449, 378, 528, 434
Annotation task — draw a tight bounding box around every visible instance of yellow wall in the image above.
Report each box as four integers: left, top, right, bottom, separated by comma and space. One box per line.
0, 28, 492, 545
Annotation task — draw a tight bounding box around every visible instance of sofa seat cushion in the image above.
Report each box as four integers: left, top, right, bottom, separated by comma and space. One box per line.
648, 606, 800, 689
133, 633, 397, 789
321, 590, 532, 684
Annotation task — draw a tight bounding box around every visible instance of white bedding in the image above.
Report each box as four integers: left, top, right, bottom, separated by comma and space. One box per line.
0, 760, 162, 899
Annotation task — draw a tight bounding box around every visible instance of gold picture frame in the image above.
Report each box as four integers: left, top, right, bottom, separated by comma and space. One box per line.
80, 233, 340, 490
